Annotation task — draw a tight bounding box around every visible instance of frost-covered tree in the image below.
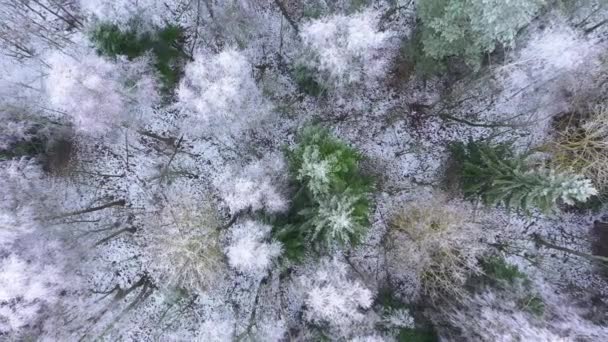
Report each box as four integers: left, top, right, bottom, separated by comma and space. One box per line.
0, 0, 81, 60
387, 194, 485, 301
301, 258, 374, 337
89, 21, 186, 93
46, 51, 159, 135
300, 192, 368, 245
443, 284, 608, 340
0, 254, 61, 334
177, 48, 271, 139
300, 8, 395, 87
548, 105, 608, 192
277, 127, 372, 253
417, 0, 546, 69
0, 158, 48, 217
145, 182, 225, 292
452, 140, 597, 212
215, 154, 288, 215
225, 220, 282, 276
79, 0, 183, 27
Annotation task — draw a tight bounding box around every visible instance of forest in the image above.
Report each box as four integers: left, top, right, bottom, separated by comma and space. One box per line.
1, 0, 608, 341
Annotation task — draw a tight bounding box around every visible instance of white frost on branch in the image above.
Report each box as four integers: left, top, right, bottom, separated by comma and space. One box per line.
79, 0, 178, 27
297, 145, 337, 197
196, 319, 235, 342
300, 9, 395, 86
225, 220, 282, 276
216, 154, 288, 215
446, 284, 608, 341
145, 182, 225, 292
177, 48, 271, 139
46, 51, 159, 135
301, 258, 374, 335
0, 254, 61, 333
517, 24, 597, 73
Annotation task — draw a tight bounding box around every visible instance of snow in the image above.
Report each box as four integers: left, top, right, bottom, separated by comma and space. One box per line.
225, 220, 282, 275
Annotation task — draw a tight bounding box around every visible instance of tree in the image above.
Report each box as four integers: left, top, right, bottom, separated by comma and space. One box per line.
90, 22, 186, 93
45, 50, 159, 135
215, 154, 288, 215
79, 0, 182, 27
0, 0, 81, 60
177, 48, 271, 139
386, 194, 485, 301
301, 258, 374, 337
443, 282, 608, 340
299, 8, 395, 87
0, 253, 62, 334
225, 220, 282, 276
276, 126, 373, 254
416, 0, 545, 69
144, 181, 225, 292
451, 140, 597, 213
546, 105, 608, 194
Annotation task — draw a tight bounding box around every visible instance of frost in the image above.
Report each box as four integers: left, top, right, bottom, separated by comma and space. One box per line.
418, 0, 545, 68
0, 254, 60, 333
544, 170, 598, 205
350, 335, 386, 342
177, 49, 271, 139
302, 258, 374, 335
382, 308, 415, 329
196, 319, 235, 342
297, 145, 337, 196
216, 154, 288, 214
226, 221, 282, 275
1, 1, 607, 340
79, 0, 176, 27
309, 193, 364, 244
249, 318, 287, 341
145, 183, 225, 292
300, 9, 395, 86
446, 284, 608, 341
517, 24, 596, 72
46, 51, 159, 135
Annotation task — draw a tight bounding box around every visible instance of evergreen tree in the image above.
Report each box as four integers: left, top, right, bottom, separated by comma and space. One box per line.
276, 126, 372, 254
452, 140, 597, 213
417, 0, 545, 69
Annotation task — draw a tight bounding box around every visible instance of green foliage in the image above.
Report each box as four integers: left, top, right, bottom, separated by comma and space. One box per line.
518, 294, 545, 317
275, 127, 373, 257
480, 256, 528, 286
474, 255, 545, 316
450, 139, 516, 199
374, 289, 438, 342
397, 328, 438, 342
90, 22, 185, 93
348, 0, 371, 12
400, 28, 447, 78
0, 139, 44, 161
375, 288, 408, 311
450, 140, 597, 213
294, 64, 325, 97
416, 0, 545, 70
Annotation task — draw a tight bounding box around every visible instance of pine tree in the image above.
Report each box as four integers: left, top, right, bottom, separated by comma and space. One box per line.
452, 140, 597, 213
416, 0, 545, 69
276, 126, 372, 254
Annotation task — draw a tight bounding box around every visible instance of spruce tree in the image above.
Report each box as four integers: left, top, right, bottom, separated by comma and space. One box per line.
452, 140, 597, 213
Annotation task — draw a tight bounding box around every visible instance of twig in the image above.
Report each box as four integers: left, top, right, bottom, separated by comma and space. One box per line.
42, 199, 126, 220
